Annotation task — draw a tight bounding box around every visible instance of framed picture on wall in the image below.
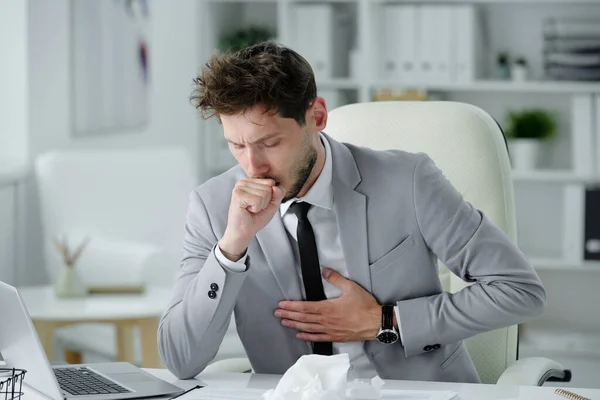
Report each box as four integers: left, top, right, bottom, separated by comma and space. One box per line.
70, 0, 150, 136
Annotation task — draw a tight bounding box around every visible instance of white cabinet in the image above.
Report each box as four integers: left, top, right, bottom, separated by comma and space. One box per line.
0, 184, 15, 285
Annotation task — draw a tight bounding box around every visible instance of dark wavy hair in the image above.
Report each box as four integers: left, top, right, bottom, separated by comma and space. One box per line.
190, 41, 317, 125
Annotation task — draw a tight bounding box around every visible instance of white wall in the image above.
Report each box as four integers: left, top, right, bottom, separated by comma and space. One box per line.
0, 0, 29, 167
19, 0, 202, 284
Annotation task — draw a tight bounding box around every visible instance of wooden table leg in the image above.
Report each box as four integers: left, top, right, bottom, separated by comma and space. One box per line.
115, 321, 135, 364
139, 317, 162, 368
33, 321, 56, 362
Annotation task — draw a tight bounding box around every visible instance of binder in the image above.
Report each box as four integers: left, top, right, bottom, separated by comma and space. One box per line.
291, 4, 352, 81
416, 5, 437, 84
419, 6, 453, 84
584, 186, 600, 261
292, 4, 334, 81
563, 185, 584, 263
453, 5, 482, 83
380, 4, 418, 83
595, 94, 600, 175
571, 95, 595, 174
544, 18, 600, 39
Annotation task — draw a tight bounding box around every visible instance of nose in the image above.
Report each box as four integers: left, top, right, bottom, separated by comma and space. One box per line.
246, 147, 269, 177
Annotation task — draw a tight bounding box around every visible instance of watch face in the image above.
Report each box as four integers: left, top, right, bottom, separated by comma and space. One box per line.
377, 330, 399, 344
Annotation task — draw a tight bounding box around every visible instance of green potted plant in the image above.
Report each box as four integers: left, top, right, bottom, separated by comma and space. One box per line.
219, 26, 274, 53
505, 108, 557, 171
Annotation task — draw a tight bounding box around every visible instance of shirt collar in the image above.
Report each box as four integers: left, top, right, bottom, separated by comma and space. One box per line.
280, 132, 334, 216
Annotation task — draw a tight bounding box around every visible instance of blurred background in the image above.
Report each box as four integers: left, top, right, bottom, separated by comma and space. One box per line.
2, 0, 600, 389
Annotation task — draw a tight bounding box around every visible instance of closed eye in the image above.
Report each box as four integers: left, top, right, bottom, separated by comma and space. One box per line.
262, 140, 280, 148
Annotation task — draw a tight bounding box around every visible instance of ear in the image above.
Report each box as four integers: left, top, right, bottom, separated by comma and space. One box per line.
309, 97, 327, 131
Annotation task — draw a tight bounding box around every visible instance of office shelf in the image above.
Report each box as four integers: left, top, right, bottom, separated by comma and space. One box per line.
371, 80, 600, 94
512, 170, 600, 184
319, 79, 362, 90
530, 258, 600, 271
292, 0, 358, 3
373, 0, 600, 4
213, 0, 600, 3
205, 0, 277, 3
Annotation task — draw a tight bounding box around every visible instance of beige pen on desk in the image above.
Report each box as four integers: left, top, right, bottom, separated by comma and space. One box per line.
555, 388, 592, 400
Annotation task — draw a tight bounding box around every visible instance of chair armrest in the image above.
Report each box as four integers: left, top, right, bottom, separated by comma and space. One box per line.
496, 357, 571, 386
203, 358, 252, 374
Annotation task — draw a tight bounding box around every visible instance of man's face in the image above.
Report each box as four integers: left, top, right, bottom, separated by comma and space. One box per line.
220, 102, 326, 202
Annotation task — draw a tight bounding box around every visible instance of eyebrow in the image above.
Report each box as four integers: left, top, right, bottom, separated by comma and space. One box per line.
226, 132, 282, 146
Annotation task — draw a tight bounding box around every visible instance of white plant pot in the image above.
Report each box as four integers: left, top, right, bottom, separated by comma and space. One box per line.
54, 266, 88, 298
511, 65, 528, 81
508, 139, 541, 171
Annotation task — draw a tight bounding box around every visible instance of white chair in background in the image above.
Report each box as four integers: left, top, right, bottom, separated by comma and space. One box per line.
206, 101, 571, 386
34, 147, 246, 367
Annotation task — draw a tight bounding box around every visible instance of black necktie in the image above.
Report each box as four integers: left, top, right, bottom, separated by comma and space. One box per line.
290, 202, 333, 356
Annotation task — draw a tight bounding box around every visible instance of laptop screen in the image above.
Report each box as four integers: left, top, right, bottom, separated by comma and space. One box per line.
0, 281, 64, 400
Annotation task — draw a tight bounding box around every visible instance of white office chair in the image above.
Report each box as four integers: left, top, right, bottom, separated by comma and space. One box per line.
34, 147, 246, 366
206, 101, 571, 386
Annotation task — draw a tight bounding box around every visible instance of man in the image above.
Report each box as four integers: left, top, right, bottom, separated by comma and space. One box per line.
158, 42, 546, 382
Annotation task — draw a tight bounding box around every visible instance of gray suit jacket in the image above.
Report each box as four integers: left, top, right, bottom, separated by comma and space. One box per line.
158, 133, 546, 382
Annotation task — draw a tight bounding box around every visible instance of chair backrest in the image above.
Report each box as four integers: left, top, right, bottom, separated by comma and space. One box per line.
325, 101, 517, 384
34, 147, 197, 284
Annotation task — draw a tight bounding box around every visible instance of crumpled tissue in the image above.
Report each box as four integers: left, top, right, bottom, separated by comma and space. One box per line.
262, 353, 385, 400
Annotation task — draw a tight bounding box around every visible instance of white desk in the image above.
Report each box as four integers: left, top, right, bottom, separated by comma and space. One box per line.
19, 369, 600, 400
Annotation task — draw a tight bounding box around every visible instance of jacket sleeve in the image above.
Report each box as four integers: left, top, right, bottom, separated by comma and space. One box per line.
158, 189, 249, 379
396, 154, 546, 358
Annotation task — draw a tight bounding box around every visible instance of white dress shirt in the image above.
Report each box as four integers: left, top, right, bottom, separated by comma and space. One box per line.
216, 134, 402, 379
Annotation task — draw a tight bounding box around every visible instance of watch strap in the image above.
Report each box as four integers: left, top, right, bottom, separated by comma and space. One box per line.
382, 305, 394, 330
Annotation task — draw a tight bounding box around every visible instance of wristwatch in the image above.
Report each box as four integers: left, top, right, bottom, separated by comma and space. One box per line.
376, 305, 399, 344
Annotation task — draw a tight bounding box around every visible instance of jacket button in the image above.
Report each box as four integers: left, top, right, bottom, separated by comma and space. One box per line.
423, 345, 433, 352
433, 344, 441, 349
210, 283, 219, 292
208, 290, 217, 299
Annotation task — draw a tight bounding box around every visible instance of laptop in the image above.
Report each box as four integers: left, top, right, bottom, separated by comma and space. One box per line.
0, 281, 184, 400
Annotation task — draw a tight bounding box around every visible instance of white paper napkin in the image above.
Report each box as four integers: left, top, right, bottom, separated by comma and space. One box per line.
262, 354, 385, 400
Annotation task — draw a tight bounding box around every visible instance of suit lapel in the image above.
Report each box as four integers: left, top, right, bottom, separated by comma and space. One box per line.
333, 181, 371, 293
256, 214, 304, 300
327, 134, 372, 293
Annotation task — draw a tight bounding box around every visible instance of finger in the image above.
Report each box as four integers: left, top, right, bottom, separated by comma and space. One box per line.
253, 188, 284, 219
271, 186, 285, 204
278, 300, 324, 314
296, 332, 335, 342
258, 187, 285, 217
322, 268, 354, 292
281, 319, 324, 333
238, 186, 271, 210
238, 185, 269, 198
275, 309, 322, 324
237, 191, 269, 213
239, 179, 276, 191
242, 178, 276, 189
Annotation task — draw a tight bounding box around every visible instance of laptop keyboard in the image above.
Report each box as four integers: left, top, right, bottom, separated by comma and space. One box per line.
54, 367, 132, 397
